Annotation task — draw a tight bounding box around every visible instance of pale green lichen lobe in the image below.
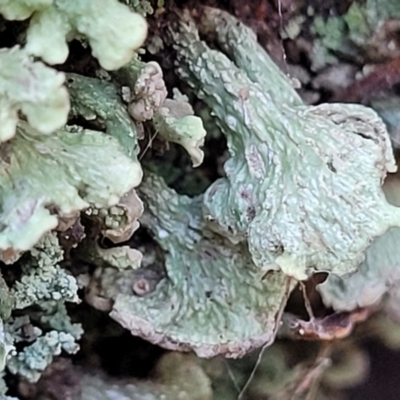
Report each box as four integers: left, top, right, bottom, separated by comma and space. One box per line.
153, 97, 206, 167
168, 8, 399, 280
0, 47, 69, 142
88, 174, 291, 358
0, 123, 142, 263
0, 0, 51, 20
1, 0, 147, 70
66, 73, 141, 160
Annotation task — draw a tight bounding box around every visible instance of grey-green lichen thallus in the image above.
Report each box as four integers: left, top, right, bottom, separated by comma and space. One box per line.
87, 173, 293, 358
85, 6, 400, 358
168, 7, 399, 281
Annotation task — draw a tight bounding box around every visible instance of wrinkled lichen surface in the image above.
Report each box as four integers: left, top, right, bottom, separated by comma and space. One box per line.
88, 174, 292, 358
1, 1, 400, 399
168, 8, 399, 280
0, 122, 142, 263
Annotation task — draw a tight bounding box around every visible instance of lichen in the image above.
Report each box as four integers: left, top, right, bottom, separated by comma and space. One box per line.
0, 276, 13, 322
39, 303, 83, 340
0, 0, 51, 20
0, 0, 148, 70
88, 189, 144, 244
123, 0, 154, 17
88, 173, 292, 358
114, 58, 206, 166
87, 244, 142, 270
0, 122, 142, 263
7, 331, 79, 383
318, 175, 400, 313
153, 95, 206, 167
66, 73, 141, 160
12, 233, 79, 309
0, 46, 69, 142
310, 0, 400, 68
124, 61, 168, 122
371, 95, 400, 148
317, 227, 400, 312
167, 7, 399, 280
0, 322, 14, 373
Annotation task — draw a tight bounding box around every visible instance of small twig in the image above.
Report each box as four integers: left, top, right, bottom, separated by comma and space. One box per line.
139, 130, 159, 161
237, 276, 293, 399
277, 0, 288, 68
237, 340, 267, 400
224, 359, 241, 394
304, 343, 333, 400
299, 281, 315, 320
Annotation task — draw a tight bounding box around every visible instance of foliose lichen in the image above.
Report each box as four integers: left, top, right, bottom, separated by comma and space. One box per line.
87, 173, 292, 358
66, 73, 141, 160
0, 123, 142, 263
112, 57, 206, 166
0, 0, 148, 70
167, 7, 399, 280
0, 47, 69, 142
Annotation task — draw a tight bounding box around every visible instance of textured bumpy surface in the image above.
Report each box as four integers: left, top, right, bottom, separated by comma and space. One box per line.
88, 174, 292, 358
93, 190, 144, 244
168, 8, 400, 280
114, 58, 206, 166
318, 228, 400, 311
66, 73, 140, 160
0, 0, 147, 70
0, 122, 142, 263
12, 233, 78, 310
7, 330, 79, 383
153, 96, 206, 167
4, 233, 82, 383
122, 60, 168, 122
0, 47, 69, 142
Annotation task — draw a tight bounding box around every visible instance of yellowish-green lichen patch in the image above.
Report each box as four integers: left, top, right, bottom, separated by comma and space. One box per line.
0, 122, 142, 263
0, 47, 69, 142
0, 0, 147, 70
